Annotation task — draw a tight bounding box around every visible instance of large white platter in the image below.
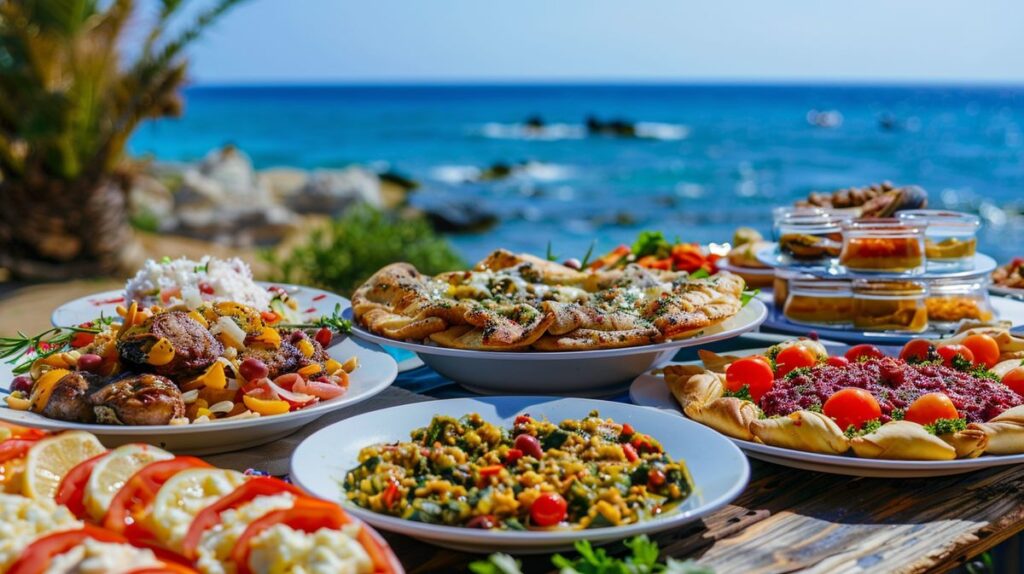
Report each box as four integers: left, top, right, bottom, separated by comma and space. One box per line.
346, 300, 767, 396
762, 295, 1024, 345
0, 336, 398, 455
51, 282, 348, 327
629, 354, 1024, 478
290, 396, 750, 553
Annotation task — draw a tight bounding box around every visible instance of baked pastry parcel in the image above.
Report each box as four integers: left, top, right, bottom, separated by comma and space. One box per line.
352, 249, 746, 351
662, 330, 1024, 461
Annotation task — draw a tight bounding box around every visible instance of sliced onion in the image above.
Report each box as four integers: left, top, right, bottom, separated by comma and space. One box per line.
181, 389, 200, 404
208, 400, 234, 414
263, 377, 317, 407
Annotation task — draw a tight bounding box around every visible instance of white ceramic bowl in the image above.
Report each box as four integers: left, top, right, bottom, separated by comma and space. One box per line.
290, 396, 750, 553
347, 300, 767, 396
630, 353, 1024, 478
0, 336, 398, 455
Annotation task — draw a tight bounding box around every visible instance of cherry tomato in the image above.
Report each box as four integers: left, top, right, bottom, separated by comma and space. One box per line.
825, 356, 850, 368
530, 493, 568, 527
899, 339, 937, 363
845, 344, 885, 362
937, 345, 975, 370
823, 388, 882, 431
1001, 367, 1024, 396
182, 477, 306, 560
961, 334, 1000, 368
904, 393, 959, 426
725, 356, 775, 402
314, 327, 333, 348
54, 452, 108, 519
775, 346, 817, 377
513, 434, 543, 459
622, 443, 639, 462
505, 448, 524, 465
621, 423, 635, 436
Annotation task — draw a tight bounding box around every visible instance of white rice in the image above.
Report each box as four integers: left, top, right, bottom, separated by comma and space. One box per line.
124, 256, 271, 310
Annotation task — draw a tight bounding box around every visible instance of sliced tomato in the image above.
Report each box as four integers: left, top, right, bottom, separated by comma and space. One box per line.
55, 452, 109, 518
104, 457, 211, 541
0, 423, 47, 440
181, 476, 306, 560
0, 438, 40, 464
8, 525, 126, 574
231, 498, 351, 574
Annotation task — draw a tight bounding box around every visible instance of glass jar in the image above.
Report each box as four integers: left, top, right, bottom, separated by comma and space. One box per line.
852, 280, 929, 332
772, 206, 824, 241
925, 275, 995, 326
897, 210, 980, 270
773, 269, 815, 309
840, 218, 926, 273
784, 279, 854, 326
776, 213, 844, 265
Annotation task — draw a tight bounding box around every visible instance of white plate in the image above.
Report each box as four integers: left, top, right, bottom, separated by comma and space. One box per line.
51, 283, 348, 327
762, 295, 1024, 345
991, 285, 1024, 300
347, 300, 767, 396
754, 244, 997, 280
716, 261, 775, 277
0, 336, 398, 455
290, 396, 749, 553
629, 353, 1024, 478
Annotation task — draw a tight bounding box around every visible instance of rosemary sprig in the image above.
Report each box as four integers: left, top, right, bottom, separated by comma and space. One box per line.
278, 303, 352, 333
0, 317, 112, 374
578, 240, 597, 269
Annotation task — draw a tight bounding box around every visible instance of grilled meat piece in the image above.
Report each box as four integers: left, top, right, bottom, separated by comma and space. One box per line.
118, 311, 223, 378
41, 372, 101, 423
239, 336, 327, 380
91, 374, 185, 425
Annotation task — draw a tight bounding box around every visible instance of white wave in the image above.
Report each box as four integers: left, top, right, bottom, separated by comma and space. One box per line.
431, 165, 481, 184
479, 123, 586, 141
517, 161, 573, 182
634, 122, 690, 141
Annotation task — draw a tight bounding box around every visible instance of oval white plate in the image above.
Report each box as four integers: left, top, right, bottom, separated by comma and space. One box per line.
991, 285, 1024, 300
0, 336, 398, 455
762, 296, 1024, 345
629, 352, 1024, 478
291, 396, 749, 553
347, 300, 767, 395
51, 282, 348, 327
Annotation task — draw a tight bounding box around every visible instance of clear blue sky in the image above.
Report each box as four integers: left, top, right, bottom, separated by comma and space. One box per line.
186, 0, 1024, 85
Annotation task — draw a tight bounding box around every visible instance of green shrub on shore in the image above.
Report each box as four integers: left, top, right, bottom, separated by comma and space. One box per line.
265, 206, 465, 297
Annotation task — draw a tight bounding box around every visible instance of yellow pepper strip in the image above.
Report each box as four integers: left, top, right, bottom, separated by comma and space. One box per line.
116, 302, 138, 338
297, 364, 322, 377
188, 310, 209, 328
296, 339, 315, 358
192, 362, 227, 390
145, 337, 175, 366
6, 395, 31, 411
250, 327, 281, 349
341, 356, 359, 373
243, 395, 291, 416
29, 368, 71, 413
196, 408, 213, 418
324, 359, 343, 374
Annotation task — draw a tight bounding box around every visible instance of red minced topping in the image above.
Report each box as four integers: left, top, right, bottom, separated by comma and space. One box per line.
759, 357, 1022, 423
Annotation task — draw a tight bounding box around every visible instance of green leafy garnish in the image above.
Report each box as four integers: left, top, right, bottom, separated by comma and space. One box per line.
546, 241, 559, 262
924, 418, 967, 435
471, 536, 714, 574
844, 419, 882, 438
951, 353, 973, 372
740, 288, 759, 307
278, 303, 352, 334
0, 317, 113, 375
723, 385, 753, 402
689, 269, 711, 280
632, 231, 672, 258
784, 367, 813, 380
891, 409, 905, 421
579, 240, 598, 269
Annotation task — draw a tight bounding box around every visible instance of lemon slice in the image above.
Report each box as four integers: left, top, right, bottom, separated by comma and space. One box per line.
23, 431, 106, 499
84, 443, 173, 521
149, 468, 246, 550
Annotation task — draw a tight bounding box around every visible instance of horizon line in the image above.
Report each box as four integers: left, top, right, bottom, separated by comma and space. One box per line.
184, 78, 1024, 90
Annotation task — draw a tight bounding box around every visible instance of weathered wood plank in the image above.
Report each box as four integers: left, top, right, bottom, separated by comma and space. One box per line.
383, 460, 1024, 573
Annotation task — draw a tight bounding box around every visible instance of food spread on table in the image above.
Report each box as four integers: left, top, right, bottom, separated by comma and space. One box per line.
993, 258, 1024, 292
661, 328, 1024, 460
0, 424, 400, 574
2, 300, 356, 426
353, 248, 747, 351
344, 411, 693, 530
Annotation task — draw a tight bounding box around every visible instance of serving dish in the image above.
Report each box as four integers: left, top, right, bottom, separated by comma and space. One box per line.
291, 396, 750, 553
755, 244, 997, 279
630, 332, 1024, 477
0, 425, 403, 573
52, 282, 347, 328
0, 334, 397, 454
347, 300, 766, 395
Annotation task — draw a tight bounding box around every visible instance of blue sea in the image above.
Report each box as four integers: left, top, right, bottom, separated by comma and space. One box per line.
129, 84, 1024, 264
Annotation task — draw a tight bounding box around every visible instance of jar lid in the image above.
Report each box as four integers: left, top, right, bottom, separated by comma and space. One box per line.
852, 279, 927, 296
842, 217, 926, 233
897, 209, 981, 230
789, 278, 853, 296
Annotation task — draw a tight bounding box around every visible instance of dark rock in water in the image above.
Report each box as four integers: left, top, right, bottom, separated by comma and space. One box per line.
478, 162, 515, 181
524, 115, 545, 129
378, 170, 419, 191
423, 201, 498, 233
585, 115, 637, 138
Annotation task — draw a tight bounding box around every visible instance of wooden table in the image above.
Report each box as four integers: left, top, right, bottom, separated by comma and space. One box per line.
380, 459, 1024, 573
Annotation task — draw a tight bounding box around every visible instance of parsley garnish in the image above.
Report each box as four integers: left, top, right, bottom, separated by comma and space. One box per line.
844, 419, 882, 438
724, 386, 754, 402
470, 536, 712, 574
891, 409, 905, 421
924, 418, 967, 435
784, 367, 814, 380
740, 288, 759, 307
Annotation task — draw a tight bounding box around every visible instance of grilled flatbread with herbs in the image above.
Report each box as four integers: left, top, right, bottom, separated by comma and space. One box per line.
352, 250, 746, 351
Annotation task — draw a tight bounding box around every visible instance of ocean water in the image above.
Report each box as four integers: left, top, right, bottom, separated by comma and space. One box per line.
129, 84, 1024, 264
